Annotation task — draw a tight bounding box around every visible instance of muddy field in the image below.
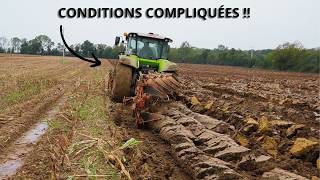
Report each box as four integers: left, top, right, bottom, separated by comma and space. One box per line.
0, 54, 319, 179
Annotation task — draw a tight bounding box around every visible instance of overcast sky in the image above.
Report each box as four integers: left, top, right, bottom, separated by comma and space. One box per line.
1, 0, 319, 49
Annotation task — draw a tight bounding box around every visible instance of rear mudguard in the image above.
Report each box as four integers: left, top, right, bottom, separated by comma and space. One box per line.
119, 55, 139, 69
158, 59, 178, 72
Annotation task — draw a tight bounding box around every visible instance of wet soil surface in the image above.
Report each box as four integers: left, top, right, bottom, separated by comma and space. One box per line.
0, 56, 319, 179
0, 97, 65, 179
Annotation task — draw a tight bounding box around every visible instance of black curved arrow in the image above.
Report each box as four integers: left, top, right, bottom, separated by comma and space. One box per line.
59, 25, 101, 67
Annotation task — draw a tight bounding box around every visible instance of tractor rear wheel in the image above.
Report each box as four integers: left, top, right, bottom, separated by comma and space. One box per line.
111, 63, 133, 102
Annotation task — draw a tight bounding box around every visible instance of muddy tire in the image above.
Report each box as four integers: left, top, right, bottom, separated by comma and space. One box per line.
111, 63, 133, 102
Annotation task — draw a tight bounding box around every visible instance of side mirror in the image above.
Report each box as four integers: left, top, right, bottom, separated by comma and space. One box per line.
115, 36, 120, 46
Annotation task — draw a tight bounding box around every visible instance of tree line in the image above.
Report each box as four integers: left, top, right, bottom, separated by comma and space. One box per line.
0, 35, 318, 73
0, 35, 121, 59
170, 41, 319, 73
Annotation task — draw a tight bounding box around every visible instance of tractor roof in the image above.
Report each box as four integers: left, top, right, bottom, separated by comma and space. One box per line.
128, 32, 172, 42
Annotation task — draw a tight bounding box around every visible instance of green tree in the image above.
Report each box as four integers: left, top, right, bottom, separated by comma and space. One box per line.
20, 39, 42, 54
96, 44, 107, 57
11, 37, 22, 53
35, 35, 54, 54
199, 49, 210, 64
81, 40, 96, 57
102, 46, 114, 58
267, 42, 306, 71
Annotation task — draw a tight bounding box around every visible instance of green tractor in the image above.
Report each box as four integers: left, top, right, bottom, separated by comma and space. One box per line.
109, 32, 180, 126
110, 32, 179, 102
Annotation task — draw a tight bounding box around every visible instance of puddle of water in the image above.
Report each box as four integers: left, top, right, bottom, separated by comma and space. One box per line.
0, 122, 48, 178
0, 98, 64, 179
0, 159, 22, 177
18, 122, 48, 144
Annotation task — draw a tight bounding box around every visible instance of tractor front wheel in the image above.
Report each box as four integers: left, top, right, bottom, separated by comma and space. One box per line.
111, 63, 133, 102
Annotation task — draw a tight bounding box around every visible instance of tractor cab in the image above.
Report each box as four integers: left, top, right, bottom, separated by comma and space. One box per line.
116, 32, 172, 60
114, 32, 177, 73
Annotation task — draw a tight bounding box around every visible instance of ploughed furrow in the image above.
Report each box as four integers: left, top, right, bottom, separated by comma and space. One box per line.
149, 103, 310, 179
150, 113, 242, 179
162, 104, 250, 163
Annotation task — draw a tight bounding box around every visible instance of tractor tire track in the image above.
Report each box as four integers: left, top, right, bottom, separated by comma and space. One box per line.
0, 96, 66, 179
0, 85, 65, 152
